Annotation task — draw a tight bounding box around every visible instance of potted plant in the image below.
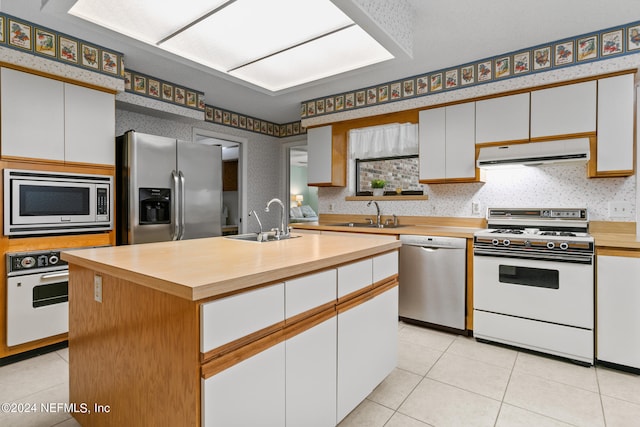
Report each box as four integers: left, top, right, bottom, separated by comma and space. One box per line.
371, 179, 386, 196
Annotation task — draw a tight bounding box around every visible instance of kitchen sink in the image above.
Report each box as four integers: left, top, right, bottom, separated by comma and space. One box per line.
225, 233, 301, 242
328, 222, 411, 229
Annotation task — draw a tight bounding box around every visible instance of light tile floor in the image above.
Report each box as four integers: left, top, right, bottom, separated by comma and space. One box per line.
1, 322, 639, 426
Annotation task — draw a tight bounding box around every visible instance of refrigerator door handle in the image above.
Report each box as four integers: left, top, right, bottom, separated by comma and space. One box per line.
178, 171, 186, 240
171, 170, 180, 240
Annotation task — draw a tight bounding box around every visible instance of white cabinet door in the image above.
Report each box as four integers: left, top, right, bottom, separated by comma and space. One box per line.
596, 74, 634, 173
285, 269, 336, 319
202, 342, 285, 427
1, 67, 65, 160
373, 251, 398, 283
597, 255, 640, 369
418, 108, 446, 180
200, 283, 284, 353
286, 316, 337, 427
369, 286, 399, 386
531, 81, 596, 138
64, 83, 115, 165
337, 258, 373, 299
475, 93, 530, 144
307, 125, 332, 184
445, 102, 476, 179
337, 285, 398, 423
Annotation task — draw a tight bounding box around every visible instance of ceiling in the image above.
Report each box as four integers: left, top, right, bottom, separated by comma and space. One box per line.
4, 0, 640, 124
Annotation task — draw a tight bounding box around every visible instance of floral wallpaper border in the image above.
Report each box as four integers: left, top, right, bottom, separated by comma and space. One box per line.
301, 19, 640, 119
0, 13, 124, 79
205, 104, 306, 138
124, 69, 205, 112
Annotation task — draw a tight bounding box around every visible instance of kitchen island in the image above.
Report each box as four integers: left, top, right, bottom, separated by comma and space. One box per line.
61, 233, 400, 426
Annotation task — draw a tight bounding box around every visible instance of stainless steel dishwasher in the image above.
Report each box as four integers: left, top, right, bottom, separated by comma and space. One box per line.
399, 235, 467, 331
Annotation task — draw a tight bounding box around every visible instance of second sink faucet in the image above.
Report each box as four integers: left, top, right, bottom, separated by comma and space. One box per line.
367, 200, 382, 227
265, 198, 289, 238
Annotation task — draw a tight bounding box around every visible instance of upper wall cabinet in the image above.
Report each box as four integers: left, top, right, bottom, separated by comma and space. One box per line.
1, 67, 65, 161
593, 74, 634, 176
419, 102, 478, 183
1, 67, 115, 166
307, 125, 346, 187
530, 80, 596, 139
475, 93, 530, 144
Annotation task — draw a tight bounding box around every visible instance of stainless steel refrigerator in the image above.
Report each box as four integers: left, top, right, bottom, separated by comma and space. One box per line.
116, 130, 222, 244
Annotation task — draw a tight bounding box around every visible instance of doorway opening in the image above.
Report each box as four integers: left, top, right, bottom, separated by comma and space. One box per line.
193, 128, 247, 234
287, 145, 319, 224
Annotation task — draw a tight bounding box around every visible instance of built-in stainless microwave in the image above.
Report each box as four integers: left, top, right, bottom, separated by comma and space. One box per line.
4, 169, 113, 236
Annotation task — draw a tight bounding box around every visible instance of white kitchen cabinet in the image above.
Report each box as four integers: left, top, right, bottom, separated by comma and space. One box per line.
0, 67, 115, 165
1, 67, 65, 161
337, 284, 398, 423
202, 342, 285, 427
419, 107, 446, 181
286, 315, 337, 427
419, 102, 476, 182
200, 283, 284, 353
595, 74, 634, 174
373, 251, 398, 283
530, 81, 596, 138
64, 82, 115, 165
596, 254, 640, 369
307, 125, 345, 186
285, 269, 336, 319
475, 92, 530, 144
337, 258, 373, 299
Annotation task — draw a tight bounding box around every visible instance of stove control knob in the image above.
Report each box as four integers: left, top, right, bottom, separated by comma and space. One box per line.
20, 256, 36, 268
546, 241, 556, 249
559, 242, 569, 250
49, 255, 59, 265
492, 239, 500, 246
503, 239, 511, 247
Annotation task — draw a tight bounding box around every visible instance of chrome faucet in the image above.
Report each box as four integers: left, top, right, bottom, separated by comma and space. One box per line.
265, 198, 289, 239
367, 200, 382, 227
249, 210, 263, 233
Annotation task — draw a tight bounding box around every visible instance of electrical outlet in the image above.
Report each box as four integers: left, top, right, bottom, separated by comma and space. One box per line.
472, 201, 481, 215
608, 201, 632, 219
328, 203, 334, 212
94, 274, 102, 303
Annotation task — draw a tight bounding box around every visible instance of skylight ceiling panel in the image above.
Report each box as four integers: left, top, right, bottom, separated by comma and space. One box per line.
229, 25, 394, 91
159, 0, 354, 71
68, 0, 225, 45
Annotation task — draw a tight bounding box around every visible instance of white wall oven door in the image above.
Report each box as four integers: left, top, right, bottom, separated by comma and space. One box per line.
6, 268, 69, 346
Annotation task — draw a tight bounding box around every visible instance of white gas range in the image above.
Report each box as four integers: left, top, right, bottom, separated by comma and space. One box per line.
473, 208, 594, 365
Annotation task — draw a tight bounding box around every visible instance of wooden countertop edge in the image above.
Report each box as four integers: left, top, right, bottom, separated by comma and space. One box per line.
63, 239, 401, 302
292, 223, 482, 238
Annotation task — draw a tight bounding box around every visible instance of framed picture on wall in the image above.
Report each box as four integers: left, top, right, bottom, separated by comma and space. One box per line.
577, 35, 598, 61
59, 36, 78, 63
162, 83, 173, 101
430, 73, 443, 91
445, 69, 458, 88
495, 56, 510, 78
8, 19, 31, 50
416, 76, 428, 94
554, 41, 574, 65
133, 75, 146, 93
403, 79, 415, 97
148, 79, 160, 97
81, 44, 99, 69
335, 95, 344, 110
34, 28, 56, 57
477, 61, 492, 81
533, 46, 551, 70
390, 82, 401, 99
345, 93, 355, 108
101, 51, 118, 74
461, 66, 474, 85
602, 29, 623, 55
628, 24, 640, 50
513, 52, 530, 74
0, 17, 5, 43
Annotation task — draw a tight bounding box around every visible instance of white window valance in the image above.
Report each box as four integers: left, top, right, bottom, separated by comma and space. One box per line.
349, 122, 418, 159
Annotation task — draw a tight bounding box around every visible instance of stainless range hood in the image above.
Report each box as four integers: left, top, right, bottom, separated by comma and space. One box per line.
477, 138, 590, 168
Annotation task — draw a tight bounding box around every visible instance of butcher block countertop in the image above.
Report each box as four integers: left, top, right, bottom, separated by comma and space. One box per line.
61, 233, 400, 301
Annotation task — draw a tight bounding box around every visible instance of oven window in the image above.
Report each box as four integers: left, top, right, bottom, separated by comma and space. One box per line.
499, 265, 559, 289
20, 185, 90, 216
33, 281, 68, 308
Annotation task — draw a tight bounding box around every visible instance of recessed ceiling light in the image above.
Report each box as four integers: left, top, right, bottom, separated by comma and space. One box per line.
68, 0, 394, 91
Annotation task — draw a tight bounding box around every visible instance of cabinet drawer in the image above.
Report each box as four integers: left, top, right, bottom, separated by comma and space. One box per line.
373, 251, 398, 283
201, 283, 285, 353
337, 258, 373, 299
285, 269, 336, 320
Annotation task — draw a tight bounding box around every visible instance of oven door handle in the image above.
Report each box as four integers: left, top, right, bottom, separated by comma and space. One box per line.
41, 271, 69, 280
473, 248, 593, 264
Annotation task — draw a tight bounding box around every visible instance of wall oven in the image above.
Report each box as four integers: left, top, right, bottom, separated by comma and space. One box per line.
6, 249, 68, 346
473, 208, 594, 365
4, 169, 113, 236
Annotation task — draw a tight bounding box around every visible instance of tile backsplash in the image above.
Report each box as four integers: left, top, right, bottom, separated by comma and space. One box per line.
319, 162, 635, 221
